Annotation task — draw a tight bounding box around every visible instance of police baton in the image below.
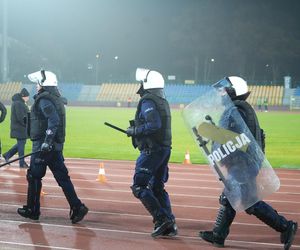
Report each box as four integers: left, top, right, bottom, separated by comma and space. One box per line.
104, 122, 127, 134
192, 126, 231, 191
0, 151, 41, 168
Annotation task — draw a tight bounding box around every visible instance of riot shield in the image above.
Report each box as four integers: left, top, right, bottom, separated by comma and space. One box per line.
182, 87, 280, 211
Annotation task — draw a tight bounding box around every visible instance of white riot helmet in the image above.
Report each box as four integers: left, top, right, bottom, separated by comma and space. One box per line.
28, 70, 58, 87
213, 76, 250, 100
135, 68, 164, 89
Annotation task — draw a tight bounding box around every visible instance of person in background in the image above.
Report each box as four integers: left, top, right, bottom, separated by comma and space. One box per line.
17, 70, 88, 223
257, 97, 262, 112
263, 97, 269, 112
126, 68, 177, 237
3, 88, 30, 168
0, 100, 7, 157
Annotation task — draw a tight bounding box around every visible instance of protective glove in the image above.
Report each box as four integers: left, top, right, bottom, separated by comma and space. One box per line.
41, 142, 53, 152
126, 126, 136, 137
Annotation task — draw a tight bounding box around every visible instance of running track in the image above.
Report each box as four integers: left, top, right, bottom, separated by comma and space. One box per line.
0, 158, 299, 250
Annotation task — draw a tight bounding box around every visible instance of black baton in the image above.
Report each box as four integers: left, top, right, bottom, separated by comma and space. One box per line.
192, 127, 231, 191
0, 151, 41, 168
104, 122, 127, 134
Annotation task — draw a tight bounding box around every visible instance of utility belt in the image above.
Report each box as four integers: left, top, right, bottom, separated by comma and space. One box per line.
140, 145, 171, 155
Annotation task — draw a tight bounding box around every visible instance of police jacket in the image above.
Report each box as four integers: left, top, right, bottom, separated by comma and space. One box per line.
214, 99, 265, 178
29, 89, 66, 150
0, 101, 7, 123
233, 100, 265, 152
10, 93, 29, 139
133, 92, 171, 150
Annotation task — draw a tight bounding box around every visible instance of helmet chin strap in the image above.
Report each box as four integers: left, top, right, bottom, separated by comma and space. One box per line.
136, 82, 146, 97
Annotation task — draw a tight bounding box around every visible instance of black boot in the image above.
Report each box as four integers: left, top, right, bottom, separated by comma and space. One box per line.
199, 231, 225, 248
151, 217, 173, 238
70, 203, 89, 224
162, 219, 178, 236
280, 221, 298, 250
246, 201, 298, 249
19, 171, 42, 219
17, 205, 40, 220
131, 185, 172, 237
139, 197, 173, 237
200, 197, 236, 247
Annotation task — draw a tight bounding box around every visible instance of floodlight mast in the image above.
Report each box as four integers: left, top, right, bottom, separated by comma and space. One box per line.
1, 0, 8, 82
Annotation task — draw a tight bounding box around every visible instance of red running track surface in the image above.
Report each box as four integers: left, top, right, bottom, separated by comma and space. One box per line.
0, 158, 299, 250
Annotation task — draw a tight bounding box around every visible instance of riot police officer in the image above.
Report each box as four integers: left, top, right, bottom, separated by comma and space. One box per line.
17, 70, 88, 223
126, 68, 177, 237
199, 76, 298, 250
0, 100, 7, 157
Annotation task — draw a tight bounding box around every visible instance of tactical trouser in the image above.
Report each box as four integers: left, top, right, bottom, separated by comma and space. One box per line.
246, 200, 289, 232
131, 184, 166, 222
132, 147, 174, 222
26, 170, 42, 216
207, 195, 291, 242
213, 194, 236, 239
24, 144, 82, 215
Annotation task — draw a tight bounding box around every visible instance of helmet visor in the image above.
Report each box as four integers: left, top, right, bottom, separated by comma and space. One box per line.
212, 77, 232, 90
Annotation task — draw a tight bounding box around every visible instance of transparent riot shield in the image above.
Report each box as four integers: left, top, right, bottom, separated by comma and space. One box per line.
182, 87, 280, 211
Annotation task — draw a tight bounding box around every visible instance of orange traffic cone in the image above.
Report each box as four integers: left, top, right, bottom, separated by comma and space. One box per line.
40, 188, 47, 196
96, 162, 107, 183
183, 150, 191, 164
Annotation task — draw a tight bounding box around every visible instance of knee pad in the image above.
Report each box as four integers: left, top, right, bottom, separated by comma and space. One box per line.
131, 185, 149, 199
134, 168, 152, 187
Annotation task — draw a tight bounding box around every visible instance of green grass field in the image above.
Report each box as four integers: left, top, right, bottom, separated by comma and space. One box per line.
1, 106, 299, 168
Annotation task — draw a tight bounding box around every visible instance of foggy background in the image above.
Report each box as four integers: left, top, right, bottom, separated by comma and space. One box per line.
1, 0, 300, 85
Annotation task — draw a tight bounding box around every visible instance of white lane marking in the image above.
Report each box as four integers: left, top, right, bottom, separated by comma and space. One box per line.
0, 219, 299, 249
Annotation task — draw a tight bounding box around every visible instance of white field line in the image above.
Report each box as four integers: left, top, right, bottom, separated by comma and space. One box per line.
2, 170, 300, 185
0, 219, 299, 249
1, 188, 300, 206
1, 191, 300, 216
1, 181, 300, 199
2, 173, 300, 189
2, 203, 299, 225
0, 241, 80, 250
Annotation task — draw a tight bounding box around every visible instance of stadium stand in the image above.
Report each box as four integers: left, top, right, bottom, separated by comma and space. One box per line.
96, 83, 140, 103
0, 82, 22, 102
78, 85, 101, 102
290, 87, 300, 110
58, 83, 83, 102
164, 84, 212, 104
248, 85, 283, 106
0, 82, 296, 109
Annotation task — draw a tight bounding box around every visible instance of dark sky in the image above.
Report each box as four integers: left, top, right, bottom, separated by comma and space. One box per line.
1, 0, 300, 84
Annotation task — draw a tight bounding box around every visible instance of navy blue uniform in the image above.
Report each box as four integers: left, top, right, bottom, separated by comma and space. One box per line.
18, 89, 88, 223
200, 99, 298, 248
129, 93, 176, 237
27, 99, 82, 215
132, 99, 174, 221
